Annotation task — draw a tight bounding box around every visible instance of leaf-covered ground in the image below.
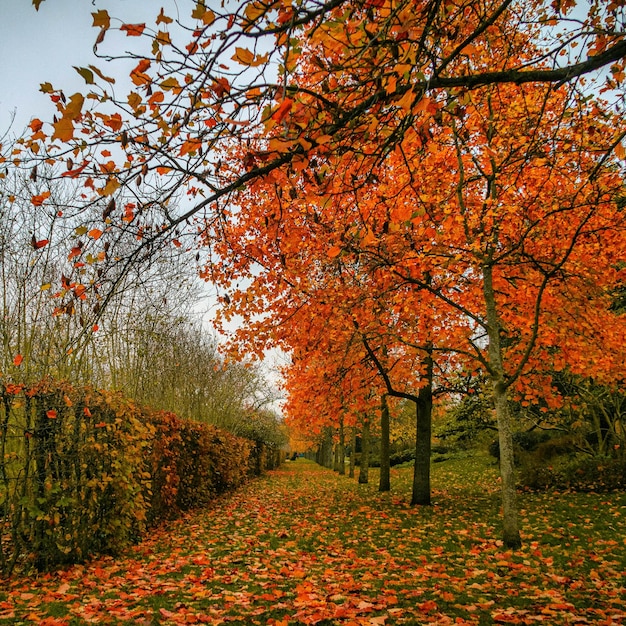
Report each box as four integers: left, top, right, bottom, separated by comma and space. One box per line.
1, 455, 625, 624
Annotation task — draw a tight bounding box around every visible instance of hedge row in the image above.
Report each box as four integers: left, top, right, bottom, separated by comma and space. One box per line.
0, 378, 280, 575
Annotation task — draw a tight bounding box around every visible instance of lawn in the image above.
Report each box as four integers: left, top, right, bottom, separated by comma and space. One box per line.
0, 455, 624, 624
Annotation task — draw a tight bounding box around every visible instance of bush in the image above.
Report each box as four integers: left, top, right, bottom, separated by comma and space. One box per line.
0, 380, 154, 572
489, 430, 555, 460
390, 449, 415, 466
519, 455, 626, 492
0, 379, 278, 575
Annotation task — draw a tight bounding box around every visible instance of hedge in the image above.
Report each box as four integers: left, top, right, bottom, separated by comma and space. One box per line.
0, 378, 280, 575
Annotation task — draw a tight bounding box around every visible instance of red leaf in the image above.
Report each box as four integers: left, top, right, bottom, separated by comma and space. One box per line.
31, 236, 50, 250
13, 354, 23, 367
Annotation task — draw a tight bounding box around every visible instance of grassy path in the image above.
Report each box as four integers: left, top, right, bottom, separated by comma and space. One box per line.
0, 456, 625, 624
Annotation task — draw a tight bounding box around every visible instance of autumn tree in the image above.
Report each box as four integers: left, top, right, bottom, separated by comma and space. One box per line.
3, 0, 621, 313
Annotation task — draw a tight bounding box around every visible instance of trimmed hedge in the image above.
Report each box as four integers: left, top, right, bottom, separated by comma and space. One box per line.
0, 379, 280, 575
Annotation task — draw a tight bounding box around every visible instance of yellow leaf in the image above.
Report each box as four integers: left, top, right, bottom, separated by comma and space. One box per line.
160, 77, 180, 90
40, 283, 52, 291
102, 178, 120, 196
75, 226, 88, 236
201, 9, 215, 25
233, 47, 255, 65
156, 30, 171, 46
157, 8, 173, 24
128, 92, 142, 110
89, 64, 116, 84
245, 2, 267, 22
191, 4, 215, 25
74, 66, 95, 85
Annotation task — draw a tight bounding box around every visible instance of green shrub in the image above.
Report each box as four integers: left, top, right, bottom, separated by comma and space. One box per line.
390, 449, 415, 466
519, 455, 626, 492
489, 430, 556, 460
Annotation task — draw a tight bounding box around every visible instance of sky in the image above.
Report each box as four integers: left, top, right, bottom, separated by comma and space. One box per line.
0, 0, 178, 136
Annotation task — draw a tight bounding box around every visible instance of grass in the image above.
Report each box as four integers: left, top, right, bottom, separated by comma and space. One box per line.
0, 454, 624, 624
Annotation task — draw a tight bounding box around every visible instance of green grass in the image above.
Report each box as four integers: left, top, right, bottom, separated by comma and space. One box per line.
0, 455, 624, 624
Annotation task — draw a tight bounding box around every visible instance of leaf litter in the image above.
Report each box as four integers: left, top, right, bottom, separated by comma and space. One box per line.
0, 457, 624, 624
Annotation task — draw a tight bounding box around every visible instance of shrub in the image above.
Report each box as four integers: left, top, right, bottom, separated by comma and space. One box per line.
519, 455, 626, 492
0, 380, 153, 572
390, 449, 415, 466
489, 430, 555, 460
1, 379, 277, 575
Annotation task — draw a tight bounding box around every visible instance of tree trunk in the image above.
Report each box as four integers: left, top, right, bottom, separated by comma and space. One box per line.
318, 430, 334, 468
379, 394, 391, 492
412, 347, 433, 505
349, 426, 356, 478
358, 417, 370, 484
324, 433, 334, 468
483, 263, 522, 549
333, 441, 340, 472
338, 418, 346, 476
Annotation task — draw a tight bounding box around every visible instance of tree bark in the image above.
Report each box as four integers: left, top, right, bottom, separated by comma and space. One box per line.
338, 418, 346, 476
483, 263, 522, 549
379, 394, 391, 492
349, 426, 356, 478
412, 347, 433, 505
358, 417, 370, 484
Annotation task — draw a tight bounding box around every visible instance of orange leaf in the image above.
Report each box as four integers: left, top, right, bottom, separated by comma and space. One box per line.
46, 410, 58, 419
29, 118, 44, 133
64, 93, 84, 121
13, 354, 23, 367
103, 113, 123, 131
31, 237, 50, 250
327, 245, 342, 258
272, 98, 294, 123
31, 191, 51, 206
121, 23, 145, 36
88, 228, 103, 240
68, 246, 82, 260
52, 118, 75, 142
233, 47, 255, 65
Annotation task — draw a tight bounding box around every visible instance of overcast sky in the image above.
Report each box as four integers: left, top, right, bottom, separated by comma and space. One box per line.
0, 0, 179, 137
